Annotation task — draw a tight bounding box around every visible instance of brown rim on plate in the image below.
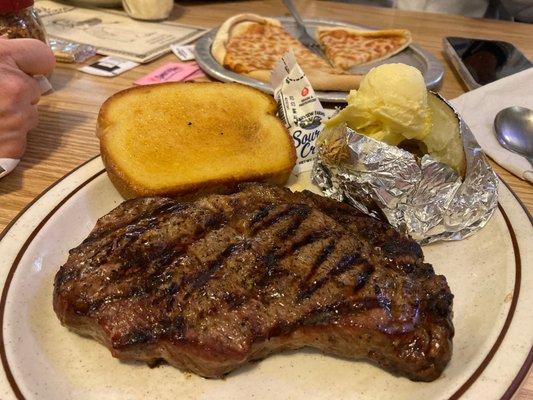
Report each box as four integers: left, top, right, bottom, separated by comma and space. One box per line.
448, 193, 524, 400
0, 159, 531, 400
0, 155, 102, 400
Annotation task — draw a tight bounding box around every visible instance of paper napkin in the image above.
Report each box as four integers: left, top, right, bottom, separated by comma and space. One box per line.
449, 68, 533, 183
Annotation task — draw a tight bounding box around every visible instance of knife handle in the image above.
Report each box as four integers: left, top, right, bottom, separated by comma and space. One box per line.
282, 0, 307, 31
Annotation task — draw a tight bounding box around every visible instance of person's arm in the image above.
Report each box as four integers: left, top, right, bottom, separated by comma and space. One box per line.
0, 38, 55, 174
499, 0, 533, 22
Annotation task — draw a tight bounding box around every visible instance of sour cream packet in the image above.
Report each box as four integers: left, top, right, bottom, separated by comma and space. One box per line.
271, 51, 326, 175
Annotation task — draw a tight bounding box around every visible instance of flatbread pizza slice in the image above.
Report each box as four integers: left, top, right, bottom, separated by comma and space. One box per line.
316, 27, 412, 70
212, 14, 362, 91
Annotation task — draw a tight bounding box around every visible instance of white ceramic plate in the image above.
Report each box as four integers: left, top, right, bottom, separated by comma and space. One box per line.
0, 156, 531, 400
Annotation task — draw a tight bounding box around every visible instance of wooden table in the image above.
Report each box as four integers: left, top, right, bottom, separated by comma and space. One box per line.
0, 1, 531, 398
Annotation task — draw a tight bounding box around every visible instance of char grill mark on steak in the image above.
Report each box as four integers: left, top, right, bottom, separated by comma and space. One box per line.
188, 242, 250, 292
181, 204, 318, 305
354, 263, 375, 290
298, 252, 364, 301
53, 183, 454, 382
300, 238, 337, 287
256, 250, 280, 287
65, 202, 230, 318
249, 203, 310, 236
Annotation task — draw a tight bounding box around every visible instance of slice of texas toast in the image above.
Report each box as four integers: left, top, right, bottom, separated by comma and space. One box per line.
97, 82, 296, 199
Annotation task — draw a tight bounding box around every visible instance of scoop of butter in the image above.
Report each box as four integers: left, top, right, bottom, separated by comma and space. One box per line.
325, 63, 465, 176
326, 63, 432, 146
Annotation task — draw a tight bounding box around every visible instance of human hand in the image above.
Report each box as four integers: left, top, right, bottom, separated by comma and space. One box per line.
0, 38, 55, 159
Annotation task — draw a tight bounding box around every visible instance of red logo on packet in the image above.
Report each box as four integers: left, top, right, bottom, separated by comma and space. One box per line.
301, 87, 309, 97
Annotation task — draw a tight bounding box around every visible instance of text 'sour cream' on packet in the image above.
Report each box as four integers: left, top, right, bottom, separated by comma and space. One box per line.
271, 51, 326, 175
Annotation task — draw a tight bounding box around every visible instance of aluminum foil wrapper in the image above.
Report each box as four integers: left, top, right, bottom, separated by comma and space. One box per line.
312, 97, 498, 244
49, 38, 96, 63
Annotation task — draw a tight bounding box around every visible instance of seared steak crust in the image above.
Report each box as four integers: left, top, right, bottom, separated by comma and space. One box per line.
53, 184, 453, 381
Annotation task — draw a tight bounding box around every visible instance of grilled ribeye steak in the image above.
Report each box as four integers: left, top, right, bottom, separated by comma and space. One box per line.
53, 183, 453, 381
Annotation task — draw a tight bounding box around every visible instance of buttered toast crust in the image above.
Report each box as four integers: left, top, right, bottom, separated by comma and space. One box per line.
97, 82, 296, 199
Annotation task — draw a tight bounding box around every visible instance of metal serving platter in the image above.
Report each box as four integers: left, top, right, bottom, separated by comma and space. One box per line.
195, 17, 444, 103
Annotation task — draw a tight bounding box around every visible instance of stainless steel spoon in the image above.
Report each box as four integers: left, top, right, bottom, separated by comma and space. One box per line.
494, 106, 533, 165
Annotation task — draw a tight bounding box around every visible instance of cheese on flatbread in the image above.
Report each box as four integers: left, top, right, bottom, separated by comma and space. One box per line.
212, 14, 362, 92
317, 27, 412, 70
